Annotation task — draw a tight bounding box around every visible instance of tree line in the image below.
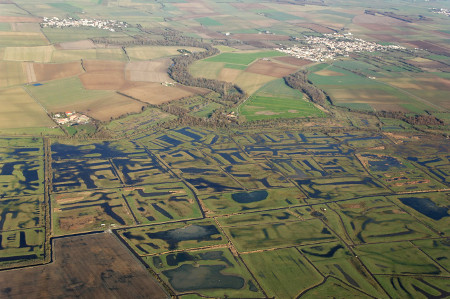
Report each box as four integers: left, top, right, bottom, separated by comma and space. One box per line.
284, 70, 330, 106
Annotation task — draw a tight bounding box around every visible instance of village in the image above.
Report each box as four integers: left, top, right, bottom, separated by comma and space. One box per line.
41, 17, 128, 32
52, 111, 90, 126
276, 32, 406, 61
431, 8, 450, 17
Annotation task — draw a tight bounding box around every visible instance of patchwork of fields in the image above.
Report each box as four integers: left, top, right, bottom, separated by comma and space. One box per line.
0, 0, 449, 297
2, 126, 448, 298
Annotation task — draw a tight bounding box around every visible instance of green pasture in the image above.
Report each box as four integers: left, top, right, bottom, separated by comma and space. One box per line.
205, 51, 285, 65
0, 23, 11, 31
49, 2, 83, 14
298, 176, 387, 201
242, 247, 323, 298
121, 183, 202, 224
301, 241, 386, 297
413, 239, 450, 272
189, 61, 224, 79
390, 193, 450, 235
355, 242, 443, 275
224, 218, 336, 252
0, 228, 45, 267
195, 17, 222, 26
375, 275, 450, 299
261, 10, 302, 21
0, 196, 43, 231
241, 79, 324, 121
329, 197, 436, 244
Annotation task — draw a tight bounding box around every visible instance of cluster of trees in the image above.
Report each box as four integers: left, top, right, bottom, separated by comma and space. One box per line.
284, 71, 330, 106
168, 47, 246, 105
362, 110, 444, 126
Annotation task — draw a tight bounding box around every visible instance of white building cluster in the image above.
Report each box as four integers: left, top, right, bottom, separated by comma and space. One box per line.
276, 33, 406, 62
53, 112, 90, 125
41, 17, 128, 32
431, 8, 450, 17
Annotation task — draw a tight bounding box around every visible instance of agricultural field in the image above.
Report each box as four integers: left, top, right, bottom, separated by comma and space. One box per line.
26, 77, 112, 111
0, 0, 449, 297
0, 233, 168, 298
0, 87, 54, 129
126, 46, 204, 61
240, 79, 325, 121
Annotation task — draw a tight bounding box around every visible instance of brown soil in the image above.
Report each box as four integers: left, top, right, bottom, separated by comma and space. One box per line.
405, 40, 449, 56
46, 93, 144, 122
366, 34, 404, 43
406, 59, 446, 70
79, 60, 129, 90
245, 59, 298, 77
218, 68, 241, 82
340, 204, 363, 209
23, 62, 36, 83
59, 214, 96, 231
230, 3, 267, 9
173, 2, 213, 14
0, 16, 42, 22
274, 56, 312, 67
125, 59, 173, 83
315, 69, 345, 76
120, 83, 208, 105
0, 233, 169, 298
353, 14, 407, 27
32, 61, 83, 82
82, 93, 145, 121
245, 40, 278, 49
255, 111, 280, 115
83, 60, 125, 73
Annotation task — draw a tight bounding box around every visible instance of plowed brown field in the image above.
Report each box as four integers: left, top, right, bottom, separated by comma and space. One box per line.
245, 59, 298, 77
125, 59, 173, 83
120, 83, 208, 105
0, 233, 169, 298
33, 61, 83, 82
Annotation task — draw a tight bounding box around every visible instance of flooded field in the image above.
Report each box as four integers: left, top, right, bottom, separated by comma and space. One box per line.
1, 127, 448, 298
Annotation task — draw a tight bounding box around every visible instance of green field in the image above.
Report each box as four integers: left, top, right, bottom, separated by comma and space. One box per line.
242, 248, 323, 298
26, 77, 111, 110
205, 51, 285, 65
241, 79, 325, 121
195, 17, 222, 26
